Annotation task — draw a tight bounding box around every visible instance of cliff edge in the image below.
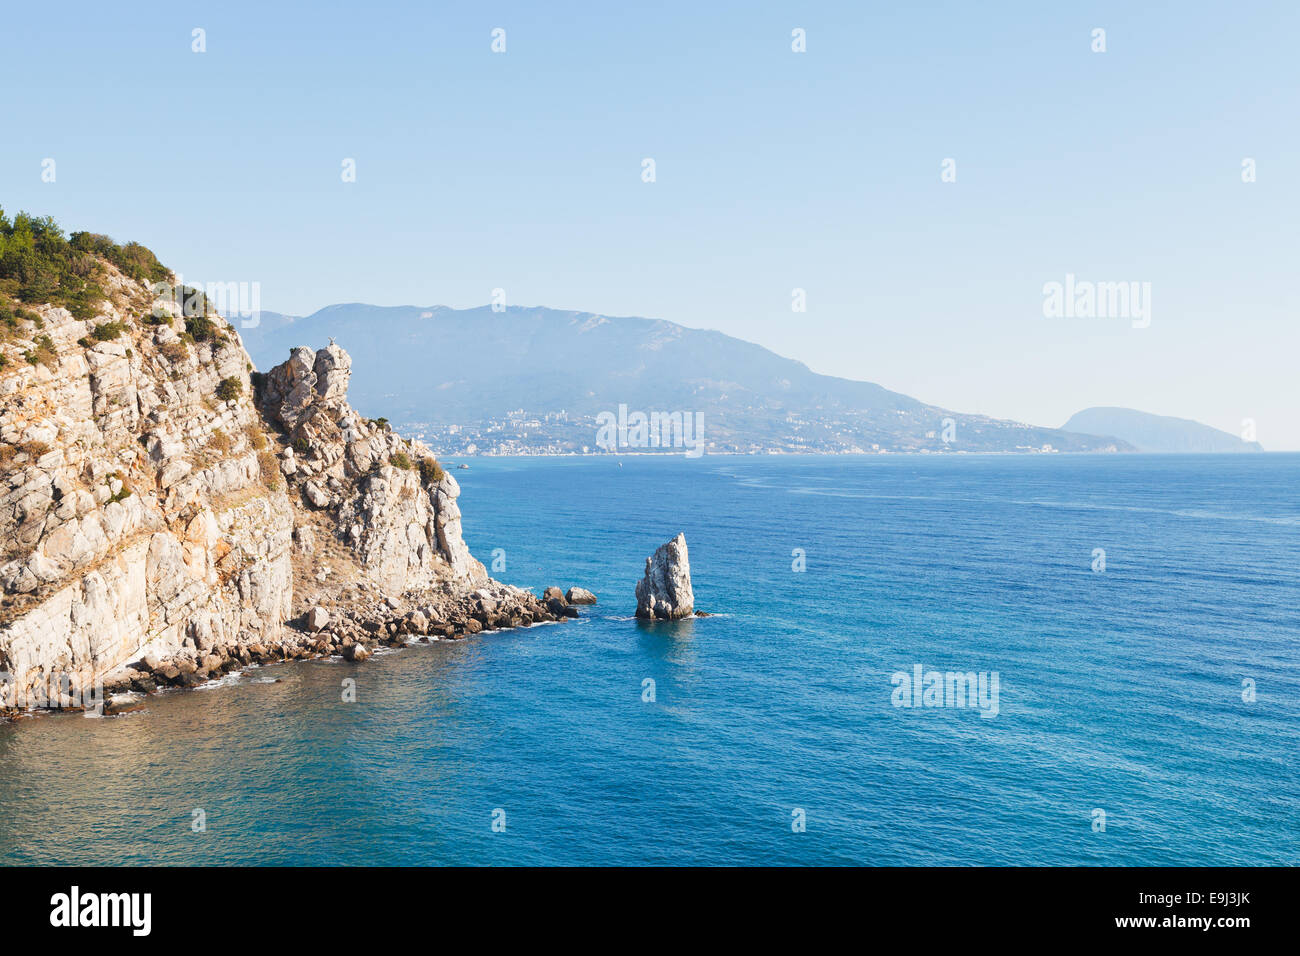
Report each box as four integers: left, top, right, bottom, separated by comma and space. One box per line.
0, 226, 564, 714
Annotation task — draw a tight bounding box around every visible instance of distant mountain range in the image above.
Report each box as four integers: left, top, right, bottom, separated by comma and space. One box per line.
1062, 407, 1263, 454
238, 303, 1133, 456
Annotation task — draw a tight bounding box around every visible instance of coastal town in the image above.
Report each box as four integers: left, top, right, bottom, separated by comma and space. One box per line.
397, 408, 1077, 457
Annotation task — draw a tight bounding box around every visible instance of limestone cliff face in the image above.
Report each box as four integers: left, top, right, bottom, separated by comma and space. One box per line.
0, 261, 484, 709
635, 533, 694, 620
256, 342, 487, 593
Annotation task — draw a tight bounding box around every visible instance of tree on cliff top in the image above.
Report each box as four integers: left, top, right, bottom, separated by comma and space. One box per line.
0, 208, 170, 318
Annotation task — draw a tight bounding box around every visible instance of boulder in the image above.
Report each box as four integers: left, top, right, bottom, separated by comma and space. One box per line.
305, 606, 330, 631
293, 525, 315, 555
635, 533, 695, 620
312, 343, 352, 406
542, 586, 566, 604
566, 586, 597, 605
105, 695, 147, 717
158, 459, 192, 488
155, 664, 181, 682
303, 480, 331, 509
263, 346, 318, 429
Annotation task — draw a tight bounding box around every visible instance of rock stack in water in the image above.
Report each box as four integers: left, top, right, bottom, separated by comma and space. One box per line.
635, 533, 694, 620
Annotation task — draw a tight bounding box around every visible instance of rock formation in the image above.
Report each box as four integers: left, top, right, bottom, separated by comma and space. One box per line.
566, 586, 596, 605
255, 341, 486, 593
635, 533, 694, 620
0, 274, 294, 711
0, 252, 577, 716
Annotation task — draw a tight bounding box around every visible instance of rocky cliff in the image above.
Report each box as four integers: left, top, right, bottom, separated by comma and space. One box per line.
255, 341, 486, 593
0, 253, 563, 715
635, 533, 695, 620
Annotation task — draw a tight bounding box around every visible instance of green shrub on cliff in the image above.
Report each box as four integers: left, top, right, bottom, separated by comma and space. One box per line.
90, 321, 124, 342
184, 312, 224, 343
215, 376, 243, 402
68, 231, 168, 285
390, 451, 412, 470
24, 334, 58, 369
419, 457, 444, 484
0, 208, 169, 314
65, 287, 106, 321
0, 301, 40, 339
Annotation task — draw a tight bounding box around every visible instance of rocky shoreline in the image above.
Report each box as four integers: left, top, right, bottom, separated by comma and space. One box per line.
90, 579, 586, 716
2, 576, 592, 720
0, 251, 592, 722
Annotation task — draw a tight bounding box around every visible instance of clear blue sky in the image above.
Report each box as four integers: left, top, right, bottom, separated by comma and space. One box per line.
3, 1, 1296, 447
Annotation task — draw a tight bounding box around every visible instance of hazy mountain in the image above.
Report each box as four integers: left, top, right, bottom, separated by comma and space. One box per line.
1062, 407, 1263, 453
239, 304, 1130, 454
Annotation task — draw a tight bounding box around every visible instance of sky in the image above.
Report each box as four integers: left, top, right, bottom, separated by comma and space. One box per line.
3, 1, 1297, 447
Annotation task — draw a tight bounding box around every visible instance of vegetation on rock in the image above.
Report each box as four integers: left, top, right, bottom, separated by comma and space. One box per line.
24, 334, 58, 369
0, 301, 40, 344
90, 321, 124, 342
0, 208, 168, 319
215, 376, 243, 402
183, 312, 227, 345
257, 450, 281, 489
158, 342, 189, 365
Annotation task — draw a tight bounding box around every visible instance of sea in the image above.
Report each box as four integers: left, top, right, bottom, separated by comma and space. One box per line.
1, 453, 1297, 865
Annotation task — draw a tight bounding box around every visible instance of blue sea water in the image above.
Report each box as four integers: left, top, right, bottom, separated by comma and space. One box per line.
1, 454, 1297, 866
